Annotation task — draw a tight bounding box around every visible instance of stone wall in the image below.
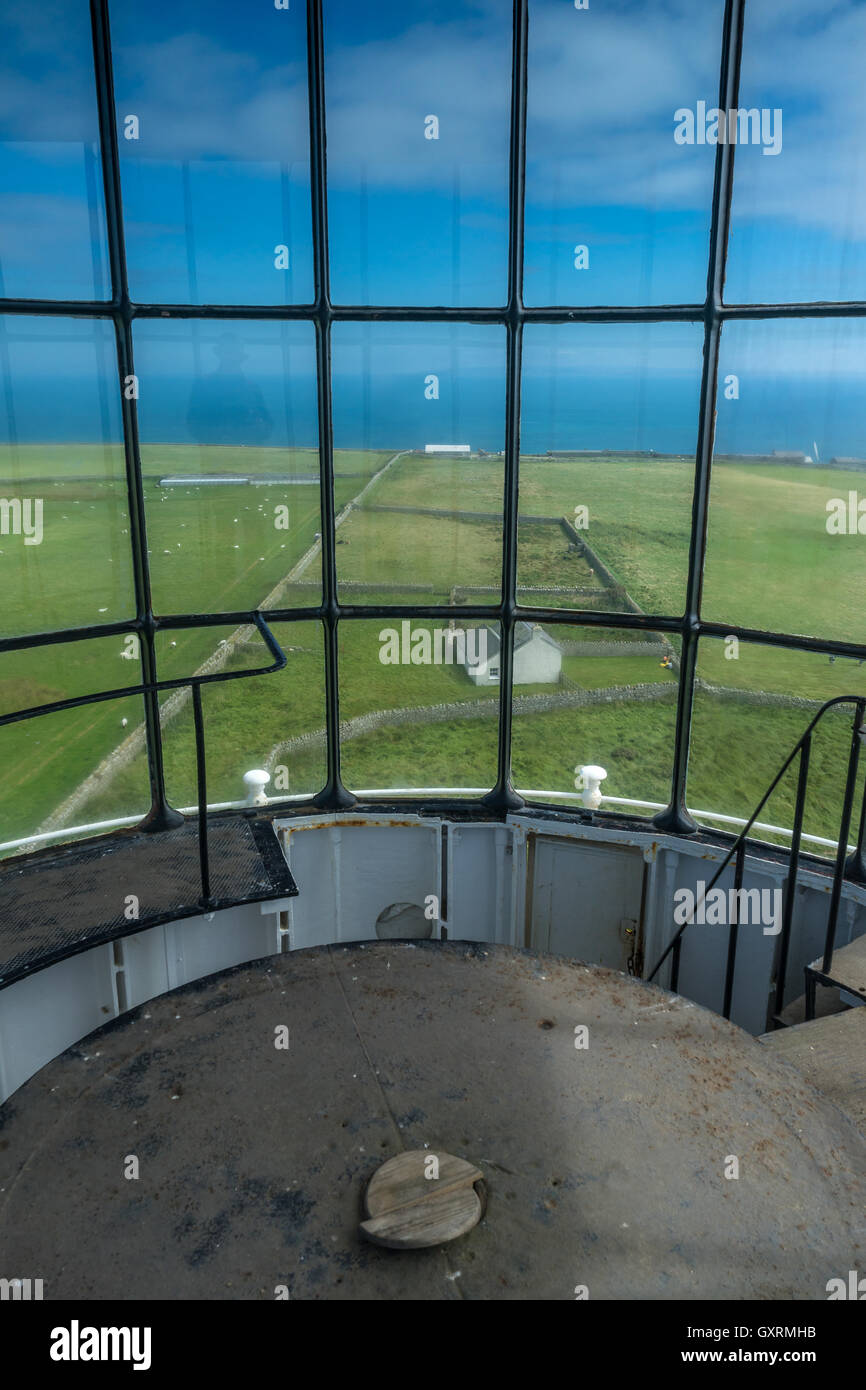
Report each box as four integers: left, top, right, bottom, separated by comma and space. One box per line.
264, 681, 678, 768
559, 638, 668, 657
361, 503, 562, 525
692, 678, 846, 715
558, 516, 645, 614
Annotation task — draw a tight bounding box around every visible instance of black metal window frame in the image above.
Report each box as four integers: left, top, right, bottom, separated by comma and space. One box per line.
2, 0, 866, 843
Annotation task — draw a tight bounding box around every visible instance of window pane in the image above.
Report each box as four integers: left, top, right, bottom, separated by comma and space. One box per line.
133, 319, 320, 613
110, 0, 313, 303
338, 618, 501, 793
706, 317, 866, 644
519, 324, 702, 615
512, 622, 679, 807
689, 637, 865, 859
152, 621, 326, 809
726, 0, 866, 304
0, 4, 108, 300
0, 636, 149, 856
333, 323, 505, 603
0, 316, 134, 637
324, 0, 510, 305
525, 0, 724, 305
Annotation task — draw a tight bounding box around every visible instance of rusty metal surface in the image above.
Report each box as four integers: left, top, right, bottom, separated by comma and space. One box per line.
0, 941, 863, 1300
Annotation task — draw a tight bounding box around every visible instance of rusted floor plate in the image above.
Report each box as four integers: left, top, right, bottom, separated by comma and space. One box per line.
0, 942, 863, 1300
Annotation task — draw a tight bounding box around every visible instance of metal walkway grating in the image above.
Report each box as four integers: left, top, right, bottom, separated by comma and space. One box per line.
0, 816, 297, 989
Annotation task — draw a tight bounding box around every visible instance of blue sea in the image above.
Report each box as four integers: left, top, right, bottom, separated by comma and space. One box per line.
1, 371, 863, 463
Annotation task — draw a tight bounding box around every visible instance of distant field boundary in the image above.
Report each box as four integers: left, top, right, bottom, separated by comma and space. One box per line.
693, 678, 846, 716
264, 682, 680, 766
359, 503, 562, 524
454, 585, 603, 600
559, 516, 645, 615
286, 580, 606, 599
261, 674, 843, 774
560, 638, 667, 656
149, 471, 370, 486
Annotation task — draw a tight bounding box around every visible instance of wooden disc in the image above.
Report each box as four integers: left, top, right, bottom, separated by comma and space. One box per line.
360, 1150, 485, 1249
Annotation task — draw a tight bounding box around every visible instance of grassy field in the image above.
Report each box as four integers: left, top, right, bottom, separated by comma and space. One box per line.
0, 445, 388, 841
1, 444, 865, 853
370, 451, 694, 612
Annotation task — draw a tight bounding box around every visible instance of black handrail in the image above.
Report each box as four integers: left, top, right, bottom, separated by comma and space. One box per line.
648, 694, 866, 1025
0, 612, 287, 908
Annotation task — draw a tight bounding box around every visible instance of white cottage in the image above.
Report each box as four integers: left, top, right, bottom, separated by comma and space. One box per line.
464, 622, 562, 686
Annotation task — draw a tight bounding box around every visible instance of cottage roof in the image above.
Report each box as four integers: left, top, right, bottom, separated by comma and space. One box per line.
468, 623, 561, 665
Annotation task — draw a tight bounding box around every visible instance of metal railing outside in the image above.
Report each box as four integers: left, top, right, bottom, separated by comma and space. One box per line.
647, 696, 866, 1026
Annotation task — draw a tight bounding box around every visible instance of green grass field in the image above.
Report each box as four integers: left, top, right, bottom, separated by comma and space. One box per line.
0, 445, 392, 841
2, 443, 865, 854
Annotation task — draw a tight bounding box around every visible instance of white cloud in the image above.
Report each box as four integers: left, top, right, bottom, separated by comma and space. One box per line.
0, 0, 864, 243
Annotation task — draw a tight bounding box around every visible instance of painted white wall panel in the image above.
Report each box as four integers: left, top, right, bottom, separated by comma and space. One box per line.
528, 835, 643, 971
446, 824, 512, 944
0, 947, 116, 1101
283, 819, 440, 949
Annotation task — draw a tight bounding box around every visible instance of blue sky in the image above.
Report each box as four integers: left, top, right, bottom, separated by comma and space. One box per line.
2, 0, 865, 305
0, 0, 865, 454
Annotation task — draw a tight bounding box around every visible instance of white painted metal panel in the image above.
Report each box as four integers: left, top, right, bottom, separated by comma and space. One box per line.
446, 824, 513, 944
528, 834, 644, 971
283, 819, 440, 949
282, 826, 336, 951
669, 850, 782, 1034
118, 925, 170, 1011
0, 947, 116, 1101
167, 908, 278, 990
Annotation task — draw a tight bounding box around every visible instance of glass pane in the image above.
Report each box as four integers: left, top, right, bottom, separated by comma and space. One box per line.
519, 324, 703, 615
524, 0, 724, 305
512, 622, 679, 806
324, 0, 510, 305
133, 319, 320, 613
332, 323, 505, 603
706, 317, 866, 644
338, 618, 501, 793
726, 0, 866, 303
0, 4, 109, 300
689, 637, 865, 859
0, 635, 149, 856
110, 0, 313, 303
150, 621, 326, 809
0, 316, 134, 637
